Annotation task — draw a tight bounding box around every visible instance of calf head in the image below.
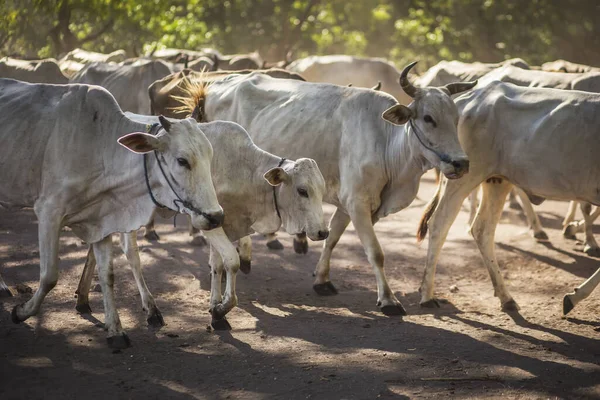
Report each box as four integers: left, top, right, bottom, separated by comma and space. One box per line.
382, 61, 476, 179
264, 158, 329, 241
118, 116, 223, 230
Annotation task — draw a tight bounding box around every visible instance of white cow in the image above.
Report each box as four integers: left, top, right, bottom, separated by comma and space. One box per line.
0, 79, 223, 348
76, 113, 329, 329
0, 57, 69, 84
417, 81, 600, 314
287, 55, 412, 105
60, 48, 127, 64
541, 59, 600, 73
70, 59, 173, 114
175, 62, 476, 315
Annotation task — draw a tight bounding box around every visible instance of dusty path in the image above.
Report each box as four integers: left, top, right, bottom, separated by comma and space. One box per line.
1, 171, 599, 399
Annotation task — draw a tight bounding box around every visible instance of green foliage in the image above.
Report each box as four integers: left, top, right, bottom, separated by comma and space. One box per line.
1, 0, 599, 68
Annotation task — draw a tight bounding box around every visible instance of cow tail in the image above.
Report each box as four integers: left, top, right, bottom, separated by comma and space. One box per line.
172, 73, 209, 122
416, 178, 442, 243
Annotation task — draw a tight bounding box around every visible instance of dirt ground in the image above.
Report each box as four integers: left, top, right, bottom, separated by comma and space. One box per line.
0, 171, 599, 399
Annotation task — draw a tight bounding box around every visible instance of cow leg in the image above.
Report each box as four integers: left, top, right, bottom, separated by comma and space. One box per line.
513, 187, 547, 240
237, 235, 252, 274
265, 233, 284, 250
205, 228, 239, 330
467, 186, 480, 228
565, 203, 600, 238
144, 209, 160, 241
0, 270, 12, 297
75, 246, 96, 314
349, 204, 406, 316
93, 235, 130, 348
293, 232, 309, 254
120, 232, 164, 327
562, 201, 579, 239
189, 216, 208, 246
313, 208, 351, 296
563, 266, 600, 314
420, 178, 481, 307
580, 202, 600, 257
12, 207, 61, 322
471, 179, 518, 311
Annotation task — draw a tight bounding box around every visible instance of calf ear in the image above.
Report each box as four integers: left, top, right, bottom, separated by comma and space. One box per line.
118, 133, 163, 154
263, 167, 290, 186
382, 104, 413, 126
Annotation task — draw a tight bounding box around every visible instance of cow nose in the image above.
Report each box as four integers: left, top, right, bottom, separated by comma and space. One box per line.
451, 159, 469, 174
318, 230, 329, 240
206, 211, 224, 229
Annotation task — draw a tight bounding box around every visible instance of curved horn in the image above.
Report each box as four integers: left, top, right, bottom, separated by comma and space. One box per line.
372, 81, 381, 91
444, 80, 478, 96
158, 115, 172, 132
399, 61, 419, 98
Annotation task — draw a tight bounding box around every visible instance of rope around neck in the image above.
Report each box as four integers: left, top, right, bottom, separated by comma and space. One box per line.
408, 119, 451, 164
273, 158, 286, 220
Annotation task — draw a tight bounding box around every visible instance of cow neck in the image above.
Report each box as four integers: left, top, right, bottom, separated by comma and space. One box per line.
142, 123, 211, 219
384, 121, 431, 185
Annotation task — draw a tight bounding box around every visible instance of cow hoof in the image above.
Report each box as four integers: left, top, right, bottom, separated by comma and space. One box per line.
0, 287, 13, 298
76, 303, 92, 314
266, 239, 284, 251
11, 306, 23, 324
313, 282, 338, 296
563, 295, 575, 315
501, 299, 520, 312
380, 303, 407, 316
107, 333, 131, 349
562, 225, 577, 240
420, 299, 441, 308
144, 231, 160, 242
533, 230, 549, 241
240, 258, 251, 274
583, 245, 600, 258
293, 239, 308, 254
147, 307, 165, 327
190, 235, 207, 247
211, 317, 232, 331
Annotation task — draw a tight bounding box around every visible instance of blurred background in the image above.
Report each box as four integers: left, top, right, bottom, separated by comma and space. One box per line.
2, 0, 600, 68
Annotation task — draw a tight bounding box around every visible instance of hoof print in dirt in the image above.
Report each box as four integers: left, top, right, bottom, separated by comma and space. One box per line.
533, 230, 549, 241
76, 303, 93, 314
380, 304, 407, 317
501, 299, 520, 312
190, 235, 207, 247
420, 299, 441, 308
293, 238, 308, 254
147, 307, 165, 328
0, 287, 13, 298
266, 239, 284, 251
562, 295, 574, 315
583, 245, 600, 258
562, 225, 577, 240
11, 306, 23, 324
211, 317, 232, 331
144, 231, 160, 242
240, 258, 251, 274
107, 333, 131, 349
313, 281, 338, 296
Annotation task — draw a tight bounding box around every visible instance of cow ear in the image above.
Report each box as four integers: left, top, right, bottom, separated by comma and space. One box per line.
382, 104, 413, 126
263, 167, 289, 186
118, 133, 163, 154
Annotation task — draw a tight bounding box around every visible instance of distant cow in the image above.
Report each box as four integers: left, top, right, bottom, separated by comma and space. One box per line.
541, 59, 600, 73
417, 81, 600, 315
60, 48, 127, 64
171, 62, 476, 315
287, 55, 412, 104
0, 79, 222, 348
76, 113, 329, 329
0, 57, 68, 84
71, 59, 173, 114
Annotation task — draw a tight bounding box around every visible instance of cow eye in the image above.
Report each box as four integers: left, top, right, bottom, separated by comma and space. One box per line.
424, 115, 435, 124
297, 188, 309, 198
177, 158, 191, 170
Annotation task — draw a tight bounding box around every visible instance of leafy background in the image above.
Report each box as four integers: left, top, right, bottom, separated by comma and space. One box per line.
2, 0, 599, 68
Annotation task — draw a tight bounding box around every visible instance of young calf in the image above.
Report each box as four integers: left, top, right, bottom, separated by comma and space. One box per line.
417, 81, 600, 313
76, 116, 328, 328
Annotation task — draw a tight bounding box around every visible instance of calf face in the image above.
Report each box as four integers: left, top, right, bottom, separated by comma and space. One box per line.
264, 158, 328, 241
119, 117, 223, 230
383, 61, 475, 179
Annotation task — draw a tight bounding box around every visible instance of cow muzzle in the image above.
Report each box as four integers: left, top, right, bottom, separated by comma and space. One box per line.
442, 158, 469, 180
192, 209, 224, 231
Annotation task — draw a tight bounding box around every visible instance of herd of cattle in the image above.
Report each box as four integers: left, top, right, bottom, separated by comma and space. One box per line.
0, 47, 599, 349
